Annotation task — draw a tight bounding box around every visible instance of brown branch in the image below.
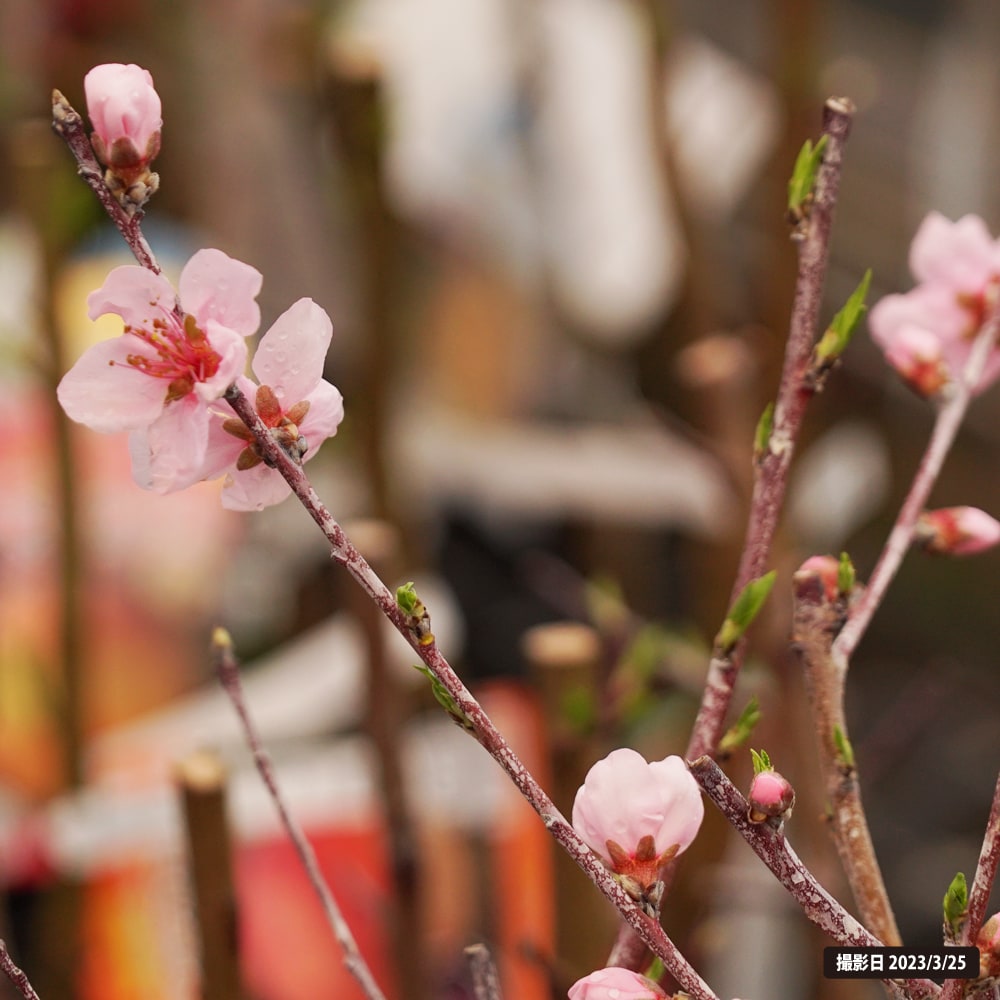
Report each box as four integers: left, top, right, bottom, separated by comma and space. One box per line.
690, 757, 939, 1000
0, 942, 42, 1000
792, 568, 901, 947
686, 96, 856, 762
940, 772, 1000, 1000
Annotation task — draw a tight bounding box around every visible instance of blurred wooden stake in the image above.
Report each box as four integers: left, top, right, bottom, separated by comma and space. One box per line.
343, 519, 427, 1000
176, 749, 243, 1000
523, 623, 617, 988
465, 942, 505, 1000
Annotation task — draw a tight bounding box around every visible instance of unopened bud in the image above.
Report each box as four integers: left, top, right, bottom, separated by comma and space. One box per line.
916, 507, 1000, 556
747, 768, 795, 824
84, 63, 162, 213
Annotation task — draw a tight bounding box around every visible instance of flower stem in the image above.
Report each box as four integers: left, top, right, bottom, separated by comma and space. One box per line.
832, 301, 1000, 663
212, 629, 389, 1000
686, 96, 855, 762
222, 384, 721, 999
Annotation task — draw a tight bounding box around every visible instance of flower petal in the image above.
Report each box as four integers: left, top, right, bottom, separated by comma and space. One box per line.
193, 320, 249, 401
57, 335, 168, 432
300, 380, 345, 455
134, 396, 211, 493
179, 248, 262, 338
909, 212, 999, 291
221, 463, 293, 512
252, 298, 333, 403
87, 265, 176, 326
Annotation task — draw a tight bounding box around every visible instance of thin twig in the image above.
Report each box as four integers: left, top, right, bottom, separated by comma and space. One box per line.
792, 568, 900, 946
212, 629, 389, 1000
465, 943, 505, 1000
833, 302, 1000, 663
690, 757, 940, 1000
686, 96, 855, 762
940, 771, 1000, 1000
0, 942, 41, 1000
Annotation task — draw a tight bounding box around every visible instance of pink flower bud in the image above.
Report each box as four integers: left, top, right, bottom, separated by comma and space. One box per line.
568, 967, 668, 1000
572, 749, 703, 907
747, 769, 795, 824
976, 913, 1000, 978
85, 63, 162, 169
916, 507, 1000, 556
793, 555, 841, 604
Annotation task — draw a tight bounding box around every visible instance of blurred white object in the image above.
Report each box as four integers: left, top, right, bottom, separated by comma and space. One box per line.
664, 36, 782, 219
393, 403, 739, 537
787, 420, 890, 550
333, 1, 779, 344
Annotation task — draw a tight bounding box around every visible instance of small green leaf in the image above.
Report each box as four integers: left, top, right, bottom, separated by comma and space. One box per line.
837, 552, 856, 595
396, 581, 420, 616
788, 135, 829, 216
750, 747, 772, 775
715, 571, 778, 653
832, 725, 855, 769
814, 269, 872, 363
753, 402, 775, 462
412, 663, 474, 732
644, 957, 666, 985
943, 872, 968, 940
718, 696, 762, 755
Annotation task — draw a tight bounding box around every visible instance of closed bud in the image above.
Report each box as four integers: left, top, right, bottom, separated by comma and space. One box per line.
84, 63, 162, 213
916, 507, 1000, 556
568, 968, 668, 1000
747, 769, 795, 824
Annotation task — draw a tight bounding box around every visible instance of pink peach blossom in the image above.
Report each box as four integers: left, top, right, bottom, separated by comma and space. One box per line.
85, 63, 162, 171
58, 249, 262, 493
201, 297, 344, 511
869, 213, 1000, 396
572, 749, 703, 877
568, 968, 667, 1000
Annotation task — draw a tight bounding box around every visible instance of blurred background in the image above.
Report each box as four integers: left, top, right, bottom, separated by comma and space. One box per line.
2, 0, 1000, 998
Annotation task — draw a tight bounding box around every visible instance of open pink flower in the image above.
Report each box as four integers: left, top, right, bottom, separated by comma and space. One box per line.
568, 968, 667, 1000
201, 297, 344, 511
572, 749, 703, 904
85, 63, 162, 174
58, 248, 262, 493
869, 212, 1000, 396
